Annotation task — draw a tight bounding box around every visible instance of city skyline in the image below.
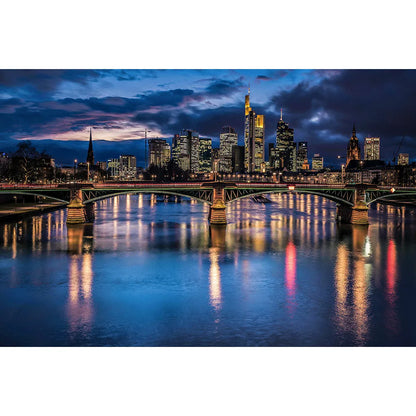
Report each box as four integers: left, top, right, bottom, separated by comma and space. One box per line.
1, 69, 416, 166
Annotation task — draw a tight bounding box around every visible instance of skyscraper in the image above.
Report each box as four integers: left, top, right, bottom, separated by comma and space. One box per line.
297, 141, 308, 170
172, 130, 199, 172
254, 115, 265, 171
275, 109, 296, 171
232, 145, 245, 173
219, 126, 238, 173
148, 139, 171, 168
244, 90, 264, 173
364, 137, 380, 160
87, 128, 94, 165
346, 124, 361, 167
199, 138, 212, 172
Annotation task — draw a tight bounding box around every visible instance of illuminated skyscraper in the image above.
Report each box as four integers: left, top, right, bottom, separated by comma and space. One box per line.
219, 126, 238, 173
346, 124, 361, 167
297, 141, 308, 170
148, 139, 171, 168
254, 115, 265, 171
276, 109, 296, 171
172, 130, 199, 172
199, 138, 212, 172
244, 89, 264, 173
364, 137, 380, 160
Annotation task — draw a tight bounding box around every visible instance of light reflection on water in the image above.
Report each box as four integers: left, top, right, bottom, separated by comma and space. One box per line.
0, 193, 416, 346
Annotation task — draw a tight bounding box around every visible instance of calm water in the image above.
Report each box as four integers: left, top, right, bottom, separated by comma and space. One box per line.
0, 193, 416, 346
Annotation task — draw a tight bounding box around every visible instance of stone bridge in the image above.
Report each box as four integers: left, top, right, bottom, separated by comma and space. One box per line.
1, 181, 414, 226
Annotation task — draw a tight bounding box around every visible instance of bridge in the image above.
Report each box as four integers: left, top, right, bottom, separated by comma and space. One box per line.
1, 181, 415, 225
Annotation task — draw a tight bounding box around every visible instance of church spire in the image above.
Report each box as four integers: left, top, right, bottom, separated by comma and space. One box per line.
280, 107, 283, 121
87, 127, 94, 165
352, 123, 356, 136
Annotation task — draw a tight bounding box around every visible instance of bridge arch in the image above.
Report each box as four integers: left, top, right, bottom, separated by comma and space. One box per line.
226, 189, 355, 206
366, 191, 416, 206
83, 189, 213, 206
0, 190, 70, 204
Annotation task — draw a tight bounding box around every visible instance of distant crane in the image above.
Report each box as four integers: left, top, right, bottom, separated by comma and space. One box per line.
138, 129, 152, 168
392, 136, 405, 164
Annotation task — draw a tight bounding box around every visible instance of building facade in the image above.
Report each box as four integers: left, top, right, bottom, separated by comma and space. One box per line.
364, 137, 380, 160
119, 155, 137, 180
219, 126, 238, 173
398, 153, 409, 165
232, 145, 245, 173
199, 138, 212, 172
107, 158, 120, 178
275, 110, 296, 171
297, 141, 308, 170
148, 139, 171, 168
172, 130, 199, 172
244, 90, 264, 173
312, 154, 324, 170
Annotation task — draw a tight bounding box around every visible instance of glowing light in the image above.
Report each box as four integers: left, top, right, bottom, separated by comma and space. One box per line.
288, 185, 295, 191
386, 240, 397, 297
285, 241, 296, 300
334, 243, 349, 333
209, 248, 222, 311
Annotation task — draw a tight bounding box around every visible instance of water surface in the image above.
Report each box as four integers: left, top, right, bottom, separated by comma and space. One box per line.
1, 193, 415, 346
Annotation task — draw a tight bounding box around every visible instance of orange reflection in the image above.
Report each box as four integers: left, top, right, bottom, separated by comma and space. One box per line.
334, 243, 349, 333
351, 226, 370, 344
352, 256, 368, 344
386, 240, 397, 297
67, 254, 94, 336
209, 247, 222, 312
385, 239, 398, 335
285, 241, 296, 308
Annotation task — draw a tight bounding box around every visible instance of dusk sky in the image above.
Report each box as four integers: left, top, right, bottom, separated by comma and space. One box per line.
1, 69, 415, 166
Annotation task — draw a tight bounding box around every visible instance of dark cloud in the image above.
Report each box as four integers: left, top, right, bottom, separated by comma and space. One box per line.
256, 75, 272, 81
204, 78, 244, 96
135, 89, 194, 108
269, 70, 416, 162
1, 70, 416, 167
0, 70, 102, 98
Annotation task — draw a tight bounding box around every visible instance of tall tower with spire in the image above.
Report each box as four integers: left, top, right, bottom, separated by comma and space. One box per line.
275, 108, 296, 171
244, 88, 265, 173
346, 124, 361, 167
87, 128, 94, 165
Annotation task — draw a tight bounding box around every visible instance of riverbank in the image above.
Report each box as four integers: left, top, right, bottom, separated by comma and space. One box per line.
0, 202, 66, 222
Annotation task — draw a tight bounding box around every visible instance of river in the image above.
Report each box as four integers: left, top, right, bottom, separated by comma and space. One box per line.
0, 193, 415, 346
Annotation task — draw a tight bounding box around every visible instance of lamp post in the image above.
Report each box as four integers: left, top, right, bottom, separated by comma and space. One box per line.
360, 160, 364, 184
73, 159, 77, 181
337, 155, 346, 184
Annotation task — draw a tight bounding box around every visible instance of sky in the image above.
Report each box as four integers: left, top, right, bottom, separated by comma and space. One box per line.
0, 69, 415, 167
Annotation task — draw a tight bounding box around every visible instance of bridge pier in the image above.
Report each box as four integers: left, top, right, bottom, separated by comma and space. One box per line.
67, 189, 87, 224
336, 203, 369, 225
209, 185, 227, 225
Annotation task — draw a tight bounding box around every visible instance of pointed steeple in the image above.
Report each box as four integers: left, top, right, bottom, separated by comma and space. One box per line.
280, 107, 283, 121
352, 123, 356, 137
87, 127, 94, 165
